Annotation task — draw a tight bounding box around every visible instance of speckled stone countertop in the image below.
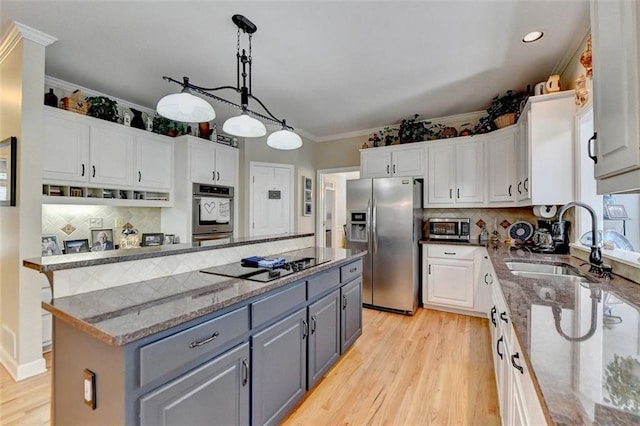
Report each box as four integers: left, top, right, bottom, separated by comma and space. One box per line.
43, 247, 365, 347
24, 232, 314, 272
484, 244, 640, 425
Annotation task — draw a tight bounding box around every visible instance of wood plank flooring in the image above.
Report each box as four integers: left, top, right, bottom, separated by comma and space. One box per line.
0, 308, 499, 425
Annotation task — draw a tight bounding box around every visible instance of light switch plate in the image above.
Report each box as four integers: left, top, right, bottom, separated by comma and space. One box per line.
115, 217, 124, 228
83, 368, 96, 409
89, 218, 102, 228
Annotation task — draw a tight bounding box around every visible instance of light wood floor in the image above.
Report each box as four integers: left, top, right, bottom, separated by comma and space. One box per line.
0, 308, 499, 425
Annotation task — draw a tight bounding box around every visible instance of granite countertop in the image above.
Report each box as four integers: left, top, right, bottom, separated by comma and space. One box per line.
25, 232, 314, 272
43, 247, 365, 347
484, 244, 640, 425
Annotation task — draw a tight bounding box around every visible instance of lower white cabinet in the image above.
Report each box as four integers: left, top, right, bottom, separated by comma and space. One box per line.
423, 244, 477, 311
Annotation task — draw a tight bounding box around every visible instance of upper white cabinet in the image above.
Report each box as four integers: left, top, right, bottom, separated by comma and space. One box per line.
516, 92, 575, 205
189, 137, 238, 187
89, 123, 134, 187
135, 133, 173, 190
591, 0, 640, 193
487, 127, 517, 204
360, 145, 425, 178
426, 138, 485, 206
43, 109, 90, 183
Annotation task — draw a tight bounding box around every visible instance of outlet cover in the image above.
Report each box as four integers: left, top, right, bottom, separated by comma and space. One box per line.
89, 218, 103, 228
115, 217, 125, 228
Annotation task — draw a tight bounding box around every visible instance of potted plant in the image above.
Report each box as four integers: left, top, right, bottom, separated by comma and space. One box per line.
486, 90, 528, 129
152, 115, 187, 137
368, 133, 382, 147
86, 96, 119, 122
380, 126, 399, 146
399, 114, 428, 143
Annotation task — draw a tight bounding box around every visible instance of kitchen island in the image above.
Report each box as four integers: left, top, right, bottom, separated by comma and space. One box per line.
26, 234, 365, 425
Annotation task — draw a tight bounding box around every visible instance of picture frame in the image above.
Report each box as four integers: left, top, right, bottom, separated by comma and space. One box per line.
141, 233, 164, 246
63, 239, 90, 254
605, 204, 628, 220
303, 176, 312, 217
41, 234, 62, 256
0, 136, 17, 207
91, 229, 115, 251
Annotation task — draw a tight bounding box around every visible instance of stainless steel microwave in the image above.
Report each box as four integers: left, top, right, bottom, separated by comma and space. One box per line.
428, 218, 470, 241
192, 183, 234, 240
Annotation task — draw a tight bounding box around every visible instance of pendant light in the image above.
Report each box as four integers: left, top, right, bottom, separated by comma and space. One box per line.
156, 14, 302, 149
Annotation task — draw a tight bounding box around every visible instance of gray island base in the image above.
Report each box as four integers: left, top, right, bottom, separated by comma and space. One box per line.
46, 246, 364, 426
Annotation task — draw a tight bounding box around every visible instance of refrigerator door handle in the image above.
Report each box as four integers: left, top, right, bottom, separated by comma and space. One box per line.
367, 199, 372, 254
372, 199, 378, 254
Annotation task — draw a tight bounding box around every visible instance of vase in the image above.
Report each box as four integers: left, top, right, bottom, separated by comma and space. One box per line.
130, 108, 145, 130
198, 122, 210, 140
44, 88, 58, 107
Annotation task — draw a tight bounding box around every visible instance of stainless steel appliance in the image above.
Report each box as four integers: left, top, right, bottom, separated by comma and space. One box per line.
427, 217, 471, 241
532, 219, 569, 254
192, 183, 234, 241
346, 177, 422, 314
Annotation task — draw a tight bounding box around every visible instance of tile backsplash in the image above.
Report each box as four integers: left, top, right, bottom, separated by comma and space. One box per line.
42, 205, 161, 249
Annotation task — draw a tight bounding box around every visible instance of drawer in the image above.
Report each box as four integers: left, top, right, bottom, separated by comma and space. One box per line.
251, 281, 306, 329
307, 268, 340, 300
139, 306, 249, 387
427, 244, 477, 260
340, 259, 362, 283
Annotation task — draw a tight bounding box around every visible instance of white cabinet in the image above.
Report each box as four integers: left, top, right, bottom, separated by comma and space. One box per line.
189, 137, 238, 187
591, 0, 640, 193
426, 139, 485, 206
43, 109, 90, 183
89, 124, 134, 187
422, 245, 477, 310
474, 250, 494, 315
516, 92, 575, 205
487, 127, 517, 204
135, 134, 173, 190
360, 145, 425, 178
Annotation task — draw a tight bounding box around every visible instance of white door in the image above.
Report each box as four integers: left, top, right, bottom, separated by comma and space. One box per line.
250, 163, 293, 237
89, 125, 134, 186
323, 179, 336, 247
135, 134, 173, 190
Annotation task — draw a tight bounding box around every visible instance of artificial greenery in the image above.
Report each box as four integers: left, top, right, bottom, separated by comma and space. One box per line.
399, 114, 428, 143
86, 96, 119, 122
368, 133, 382, 147
604, 354, 640, 413
474, 90, 528, 134
380, 126, 399, 145
152, 115, 187, 137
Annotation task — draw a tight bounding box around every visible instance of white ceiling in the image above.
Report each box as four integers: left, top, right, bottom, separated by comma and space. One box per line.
0, 1, 590, 142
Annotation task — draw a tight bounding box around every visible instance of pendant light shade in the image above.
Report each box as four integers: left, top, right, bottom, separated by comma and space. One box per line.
267, 129, 303, 150
223, 112, 267, 137
156, 91, 215, 122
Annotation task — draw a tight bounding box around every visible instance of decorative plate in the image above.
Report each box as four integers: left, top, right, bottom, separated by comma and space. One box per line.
508, 221, 534, 241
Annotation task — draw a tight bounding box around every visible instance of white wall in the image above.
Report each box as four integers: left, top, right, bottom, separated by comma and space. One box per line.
0, 23, 54, 380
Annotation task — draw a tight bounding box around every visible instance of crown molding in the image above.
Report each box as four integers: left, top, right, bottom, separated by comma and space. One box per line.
0, 21, 57, 63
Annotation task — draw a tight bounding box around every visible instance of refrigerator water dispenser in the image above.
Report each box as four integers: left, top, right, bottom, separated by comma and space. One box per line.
349, 211, 368, 242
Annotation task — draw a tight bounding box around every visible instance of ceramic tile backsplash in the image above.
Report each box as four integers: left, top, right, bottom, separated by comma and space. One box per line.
52, 236, 315, 298
42, 205, 161, 248
423, 207, 576, 242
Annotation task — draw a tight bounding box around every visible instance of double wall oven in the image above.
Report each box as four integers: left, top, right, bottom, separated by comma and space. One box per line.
192, 183, 234, 241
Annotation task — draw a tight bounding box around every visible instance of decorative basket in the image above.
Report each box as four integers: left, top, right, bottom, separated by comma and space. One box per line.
60, 89, 89, 115
493, 113, 517, 129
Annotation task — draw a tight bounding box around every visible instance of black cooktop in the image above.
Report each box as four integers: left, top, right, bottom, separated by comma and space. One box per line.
200, 256, 331, 282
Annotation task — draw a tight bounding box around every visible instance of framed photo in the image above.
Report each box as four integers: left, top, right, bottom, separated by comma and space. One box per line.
41, 234, 62, 256
0, 136, 17, 207
303, 176, 312, 217
164, 234, 175, 245
605, 204, 628, 220
63, 239, 90, 254
141, 233, 164, 247
91, 229, 115, 251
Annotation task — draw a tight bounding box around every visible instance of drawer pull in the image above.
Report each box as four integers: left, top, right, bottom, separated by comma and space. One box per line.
511, 352, 524, 374
241, 358, 249, 386
484, 273, 493, 285
444, 252, 456, 255
490, 306, 497, 327
500, 311, 508, 324
189, 331, 219, 348
496, 336, 504, 360
349, 267, 357, 273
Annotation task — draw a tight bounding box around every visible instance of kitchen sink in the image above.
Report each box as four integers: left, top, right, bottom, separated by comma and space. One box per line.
505, 261, 598, 282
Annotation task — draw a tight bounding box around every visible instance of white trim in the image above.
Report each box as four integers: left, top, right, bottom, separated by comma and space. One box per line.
249, 161, 295, 237
316, 167, 360, 247
0, 346, 47, 381
0, 21, 57, 63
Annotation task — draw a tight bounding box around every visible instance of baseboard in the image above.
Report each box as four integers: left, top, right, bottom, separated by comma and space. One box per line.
422, 303, 488, 319
0, 346, 47, 381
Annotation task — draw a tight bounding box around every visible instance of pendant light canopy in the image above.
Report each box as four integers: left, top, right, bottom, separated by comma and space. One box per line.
156, 14, 301, 149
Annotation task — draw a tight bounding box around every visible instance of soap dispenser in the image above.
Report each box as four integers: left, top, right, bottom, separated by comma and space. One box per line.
479, 226, 489, 244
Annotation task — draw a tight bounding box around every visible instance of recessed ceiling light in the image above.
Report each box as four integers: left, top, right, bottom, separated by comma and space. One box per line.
523, 31, 544, 43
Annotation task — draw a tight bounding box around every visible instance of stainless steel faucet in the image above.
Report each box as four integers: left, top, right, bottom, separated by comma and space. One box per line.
557, 201, 604, 274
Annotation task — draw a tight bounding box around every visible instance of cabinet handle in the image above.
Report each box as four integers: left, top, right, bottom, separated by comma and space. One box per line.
449, 188, 452, 199
500, 311, 508, 324
496, 336, 504, 360
587, 132, 598, 164
428, 264, 431, 274
342, 295, 347, 310
212, 171, 216, 181
92, 165, 96, 178
302, 320, 308, 338
310, 316, 317, 334
491, 306, 497, 327
188, 331, 219, 348
484, 273, 493, 285
387, 165, 390, 174
508, 184, 512, 197
393, 164, 396, 174
349, 267, 357, 273
242, 358, 249, 386
444, 251, 456, 255
81, 164, 85, 177
511, 352, 524, 374
138, 171, 141, 182
457, 188, 460, 199
217, 171, 220, 181
517, 182, 522, 194
523, 178, 529, 192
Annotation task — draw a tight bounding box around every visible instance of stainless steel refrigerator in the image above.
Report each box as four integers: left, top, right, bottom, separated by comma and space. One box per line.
346, 177, 422, 314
